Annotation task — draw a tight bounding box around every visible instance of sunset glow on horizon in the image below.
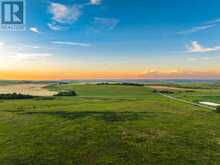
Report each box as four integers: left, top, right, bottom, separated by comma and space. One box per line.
0, 0, 220, 80
1, 68, 220, 80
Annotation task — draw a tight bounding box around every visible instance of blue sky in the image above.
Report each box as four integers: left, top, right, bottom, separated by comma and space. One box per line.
1, 0, 220, 79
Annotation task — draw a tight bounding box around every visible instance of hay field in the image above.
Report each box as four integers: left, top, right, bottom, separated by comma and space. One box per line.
0, 83, 57, 96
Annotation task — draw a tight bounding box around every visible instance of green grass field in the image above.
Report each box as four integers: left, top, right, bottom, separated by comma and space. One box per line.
158, 83, 220, 104
0, 83, 220, 164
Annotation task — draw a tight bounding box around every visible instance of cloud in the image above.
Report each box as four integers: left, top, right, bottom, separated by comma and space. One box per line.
48, 22, 64, 31
178, 17, 220, 34
0, 42, 4, 47
93, 17, 120, 30
48, 3, 81, 24
8, 53, 52, 60
205, 17, 220, 25
52, 41, 92, 47
90, 0, 101, 5
141, 68, 220, 79
178, 24, 215, 34
187, 41, 220, 53
187, 56, 220, 61
142, 68, 183, 76
0, 42, 51, 60
20, 44, 40, 49
29, 27, 40, 33
47, 1, 104, 31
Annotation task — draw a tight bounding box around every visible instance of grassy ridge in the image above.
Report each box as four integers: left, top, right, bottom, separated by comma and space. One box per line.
0, 84, 220, 164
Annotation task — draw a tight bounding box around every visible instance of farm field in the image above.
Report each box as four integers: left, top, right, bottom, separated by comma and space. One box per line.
0, 83, 220, 164
146, 83, 220, 104
0, 83, 57, 96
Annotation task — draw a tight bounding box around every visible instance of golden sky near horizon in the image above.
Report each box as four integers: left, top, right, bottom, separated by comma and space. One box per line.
0, 45, 219, 80
1, 69, 220, 80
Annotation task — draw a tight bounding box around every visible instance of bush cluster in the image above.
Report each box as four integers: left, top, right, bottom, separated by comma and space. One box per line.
97, 82, 144, 86
152, 89, 174, 94
55, 90, 77, 96
0, 93, 34, 99
216, 106, 220, 113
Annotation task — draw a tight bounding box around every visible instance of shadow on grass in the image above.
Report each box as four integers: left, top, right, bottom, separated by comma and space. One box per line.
19, 111, 156, 122
1, 108, 174, 122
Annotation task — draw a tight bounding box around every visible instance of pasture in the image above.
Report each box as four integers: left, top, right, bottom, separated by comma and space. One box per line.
146, 83, 220, 104
0, 83, 220, 164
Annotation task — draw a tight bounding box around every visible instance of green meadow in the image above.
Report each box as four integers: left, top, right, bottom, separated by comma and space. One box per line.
0, 83, 220, 164
156, 83, 220, 104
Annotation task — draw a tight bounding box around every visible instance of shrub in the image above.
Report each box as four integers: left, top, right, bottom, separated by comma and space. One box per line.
96, 82, 144, 86
0, 93, 34, 100
96, 82, 110, 85
158, 90, 174, 94
55, 90, 77, 96
121, 83, 144, 86
152, 89, 158, 93
216, 106, 220, 113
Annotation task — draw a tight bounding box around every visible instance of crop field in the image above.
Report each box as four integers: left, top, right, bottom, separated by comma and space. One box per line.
0, 83, 220, 164
0, 83, 57, 96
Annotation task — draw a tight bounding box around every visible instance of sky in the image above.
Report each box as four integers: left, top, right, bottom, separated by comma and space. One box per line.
1, 0, 220, 80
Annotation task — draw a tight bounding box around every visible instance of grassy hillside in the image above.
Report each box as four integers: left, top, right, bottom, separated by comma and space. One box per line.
0, 84, 220, 164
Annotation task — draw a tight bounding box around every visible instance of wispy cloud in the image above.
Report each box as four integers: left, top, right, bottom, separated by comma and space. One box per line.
48, 22, 65, 31
0, 42, 52, 60
141, 68, 220, 78
178, 24, 215, 34
20, 44, 40, 49
48, 3, 81, 24
187, 41, 220, 53
142, 68, 182, 76
178, 17, 220, 34
187, 56, 220, 61
29, 27, 40, 33
93, 17, 120, 31
90, 0, 101, 5
0, 42, 4, 47
8, 53, 52, 60
52, 41, 92, 47
205, 18, 220, 25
